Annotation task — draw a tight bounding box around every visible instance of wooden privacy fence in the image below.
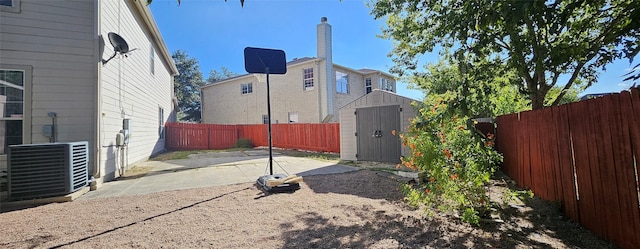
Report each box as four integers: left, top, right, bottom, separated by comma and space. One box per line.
495, 88, 640, 249
165, 122, 340, 153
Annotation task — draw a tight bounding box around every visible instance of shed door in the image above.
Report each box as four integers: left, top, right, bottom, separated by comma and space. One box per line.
356, 105, 401, 163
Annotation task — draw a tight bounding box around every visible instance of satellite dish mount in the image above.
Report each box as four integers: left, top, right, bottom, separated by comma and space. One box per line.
102, 32, 136, 65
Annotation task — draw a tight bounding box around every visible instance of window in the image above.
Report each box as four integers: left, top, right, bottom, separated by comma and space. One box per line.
262, 114, 269, 124
379, 78, 393, 92
241, 83, 253, 94
288, 112, 298, 123
365, 78, 372, 94
1, 69, 25, 154
158, 107, 164, 139
150, 43, 155, 75
303, 68, 314, 90
0, 0, 20, 12
335, 71, 349, 94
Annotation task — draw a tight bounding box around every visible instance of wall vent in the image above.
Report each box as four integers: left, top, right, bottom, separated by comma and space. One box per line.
8, 141, 89, 200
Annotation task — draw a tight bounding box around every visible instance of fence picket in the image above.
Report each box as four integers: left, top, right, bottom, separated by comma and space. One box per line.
620, 90, 640, 249
165, 123, 340, 153
496, 89, 640, 249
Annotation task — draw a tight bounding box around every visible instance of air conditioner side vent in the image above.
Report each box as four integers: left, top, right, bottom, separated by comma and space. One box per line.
8, 141, 89, 200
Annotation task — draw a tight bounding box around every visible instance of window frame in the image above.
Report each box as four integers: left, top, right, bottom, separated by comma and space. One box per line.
379, 77, 393, 92
241, 82, 253, 95
0, 0, 20, 13
0, 64, 32, 155
262, 114, 269, 124
335, 71, 349, 94
303, 68, 314, 91
365, 77, 372, 94
150, 43, 155, 75
288, 112, 299, 123
158, 107, 164, 139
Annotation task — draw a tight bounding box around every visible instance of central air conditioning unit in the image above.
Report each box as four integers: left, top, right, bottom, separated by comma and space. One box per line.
8, 141, 89, 200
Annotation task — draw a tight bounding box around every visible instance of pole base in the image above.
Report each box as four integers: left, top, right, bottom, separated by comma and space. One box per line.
256, 174, 300, 193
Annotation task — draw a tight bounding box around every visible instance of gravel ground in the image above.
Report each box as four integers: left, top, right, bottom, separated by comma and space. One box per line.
0, 168, 615, 249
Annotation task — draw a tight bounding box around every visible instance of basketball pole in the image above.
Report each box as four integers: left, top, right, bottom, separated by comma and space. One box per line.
265, 68, 273, 175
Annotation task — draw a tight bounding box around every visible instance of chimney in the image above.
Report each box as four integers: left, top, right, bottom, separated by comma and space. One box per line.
317, 17, 334, 121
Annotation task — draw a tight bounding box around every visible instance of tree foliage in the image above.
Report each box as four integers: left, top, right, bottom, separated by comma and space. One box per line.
172, 50, 204, 122
545, 85, 581, 106
206, 67, 238, 84
412, 53, 530, 118
371, 0, 640, 109
399, 55, 526, 225
400, 97, 502, 225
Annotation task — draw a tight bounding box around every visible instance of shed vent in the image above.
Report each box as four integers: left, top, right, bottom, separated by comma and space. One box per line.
8, 141, 89, 200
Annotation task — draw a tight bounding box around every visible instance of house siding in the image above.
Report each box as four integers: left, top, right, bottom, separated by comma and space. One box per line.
0, 0, 97, 172
201, 61, 397, 125
333, 65, 366, 122
99, 0, 174, 180
202, 60, 322, 124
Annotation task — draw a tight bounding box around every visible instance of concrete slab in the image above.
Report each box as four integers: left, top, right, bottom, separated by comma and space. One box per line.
77, 151, 358, 200
1, 187, 90, 210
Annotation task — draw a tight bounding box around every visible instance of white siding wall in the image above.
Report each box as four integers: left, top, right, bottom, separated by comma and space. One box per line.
202, 61, 322, 124
0, 0, 97, 171
99, 0, 173, 180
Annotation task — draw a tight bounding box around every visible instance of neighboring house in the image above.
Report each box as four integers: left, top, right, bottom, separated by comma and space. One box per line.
201, 17, 397, 124
0, 0, 179, 188
579, 92, 614, 101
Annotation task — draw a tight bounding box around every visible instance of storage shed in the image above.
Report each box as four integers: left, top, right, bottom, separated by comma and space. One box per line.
339, 90, 417, 163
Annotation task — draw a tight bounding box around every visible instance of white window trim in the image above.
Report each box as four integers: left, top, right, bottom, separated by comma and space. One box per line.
0, 64, 32, 155
288, 112, 299, 123
0, 0, 20, 13
150, 44, 155, 75
303, 68, 314, 91
336, 71, 349, 94
365, 78, 372, 93
158, 107, 164, 139
241, 82, 253, 95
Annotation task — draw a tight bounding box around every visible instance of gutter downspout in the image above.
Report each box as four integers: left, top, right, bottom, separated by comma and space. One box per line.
315, 58, 322, 122
92, 0, 102, 190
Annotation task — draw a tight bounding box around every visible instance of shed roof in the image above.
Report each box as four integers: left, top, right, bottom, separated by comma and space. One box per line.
340, 89, 418, 110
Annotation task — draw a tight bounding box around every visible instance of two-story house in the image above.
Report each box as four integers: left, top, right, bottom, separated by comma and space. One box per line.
0, 0, 178, 191
200, 17, 396, 124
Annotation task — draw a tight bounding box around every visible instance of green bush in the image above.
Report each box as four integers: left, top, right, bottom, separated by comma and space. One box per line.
399, 98, 502, 225
234, 138, 253, 148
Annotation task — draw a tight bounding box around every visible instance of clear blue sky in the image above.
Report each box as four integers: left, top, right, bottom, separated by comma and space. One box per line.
149, 0, 637, 101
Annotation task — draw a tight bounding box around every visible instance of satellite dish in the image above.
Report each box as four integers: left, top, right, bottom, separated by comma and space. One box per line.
108, 32, 129, 53
102, 32, 136, 64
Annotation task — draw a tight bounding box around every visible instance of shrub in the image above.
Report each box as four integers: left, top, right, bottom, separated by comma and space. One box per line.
399, 99, 502, 225
234, 138, 253, 148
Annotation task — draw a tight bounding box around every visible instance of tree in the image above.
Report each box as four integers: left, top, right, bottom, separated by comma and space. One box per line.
172, 50, 204, 122
545, 85, 581, 106
397, 55, 528, 225
371, 0, 640, 109
206, 67, 238, 84
413, 53, 530, 118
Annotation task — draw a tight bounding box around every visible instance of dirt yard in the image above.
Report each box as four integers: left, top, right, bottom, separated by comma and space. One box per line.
0, 167, 614, 248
